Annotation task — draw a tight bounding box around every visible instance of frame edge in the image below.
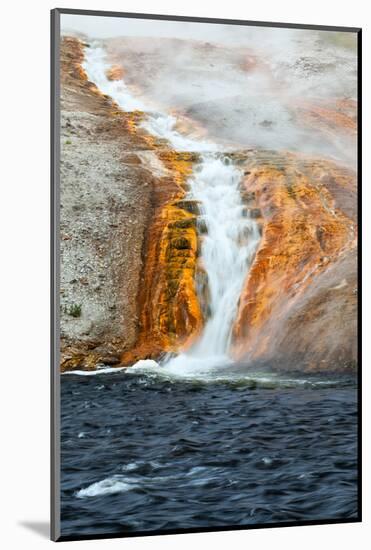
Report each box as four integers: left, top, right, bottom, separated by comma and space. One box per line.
51, 7, 61, 543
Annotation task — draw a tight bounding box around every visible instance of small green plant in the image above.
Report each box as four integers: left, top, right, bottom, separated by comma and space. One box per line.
65, 139, 72, 145
65, 303, 82, 318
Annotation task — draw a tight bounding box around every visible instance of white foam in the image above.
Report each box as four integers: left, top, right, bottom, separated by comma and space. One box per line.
62, 365, 127, 376
121, 463, 140, 472
125, 363, 340, 388
76, 475, 137, 498
130, 359, 160, 370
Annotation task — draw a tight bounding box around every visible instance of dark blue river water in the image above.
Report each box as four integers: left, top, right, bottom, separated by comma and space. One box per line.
60, 370, 358, 537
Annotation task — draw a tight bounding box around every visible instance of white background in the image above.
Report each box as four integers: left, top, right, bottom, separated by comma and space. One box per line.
1, 0, 368, 548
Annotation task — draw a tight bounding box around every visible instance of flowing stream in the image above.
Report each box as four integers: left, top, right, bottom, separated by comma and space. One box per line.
82, 43, 260, 376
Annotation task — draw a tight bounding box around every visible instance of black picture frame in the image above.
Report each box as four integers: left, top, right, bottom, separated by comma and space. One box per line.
51, 8, 362, 542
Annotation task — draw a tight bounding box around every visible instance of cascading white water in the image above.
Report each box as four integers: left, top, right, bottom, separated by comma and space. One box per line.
162, 156, 260, 374
82, 45, 216, 153
83, 43, 260, 374
185, 157, 259, 356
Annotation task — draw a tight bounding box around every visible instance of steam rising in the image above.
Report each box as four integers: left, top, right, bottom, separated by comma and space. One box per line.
62, 15, 357, 164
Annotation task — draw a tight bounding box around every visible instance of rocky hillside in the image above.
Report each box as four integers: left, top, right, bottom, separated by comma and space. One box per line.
231, 150, 357, 372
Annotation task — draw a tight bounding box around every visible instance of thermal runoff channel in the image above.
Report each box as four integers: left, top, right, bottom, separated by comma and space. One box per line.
81, 43, 261, 377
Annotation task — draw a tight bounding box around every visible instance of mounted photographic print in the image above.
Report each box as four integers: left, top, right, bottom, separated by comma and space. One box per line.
51, 8, 361, 541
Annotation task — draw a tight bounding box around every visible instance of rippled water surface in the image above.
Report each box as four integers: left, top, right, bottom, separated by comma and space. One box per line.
60, 371, 358, 537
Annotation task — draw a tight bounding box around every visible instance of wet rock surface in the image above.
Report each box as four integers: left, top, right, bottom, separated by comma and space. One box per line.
231, 151, 357, 371
60, 38, 156, 370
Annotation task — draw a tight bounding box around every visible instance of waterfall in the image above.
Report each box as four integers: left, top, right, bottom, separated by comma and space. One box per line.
83, 43, 260, 373
164, 156, 260, 373
187, 157, 259, 356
